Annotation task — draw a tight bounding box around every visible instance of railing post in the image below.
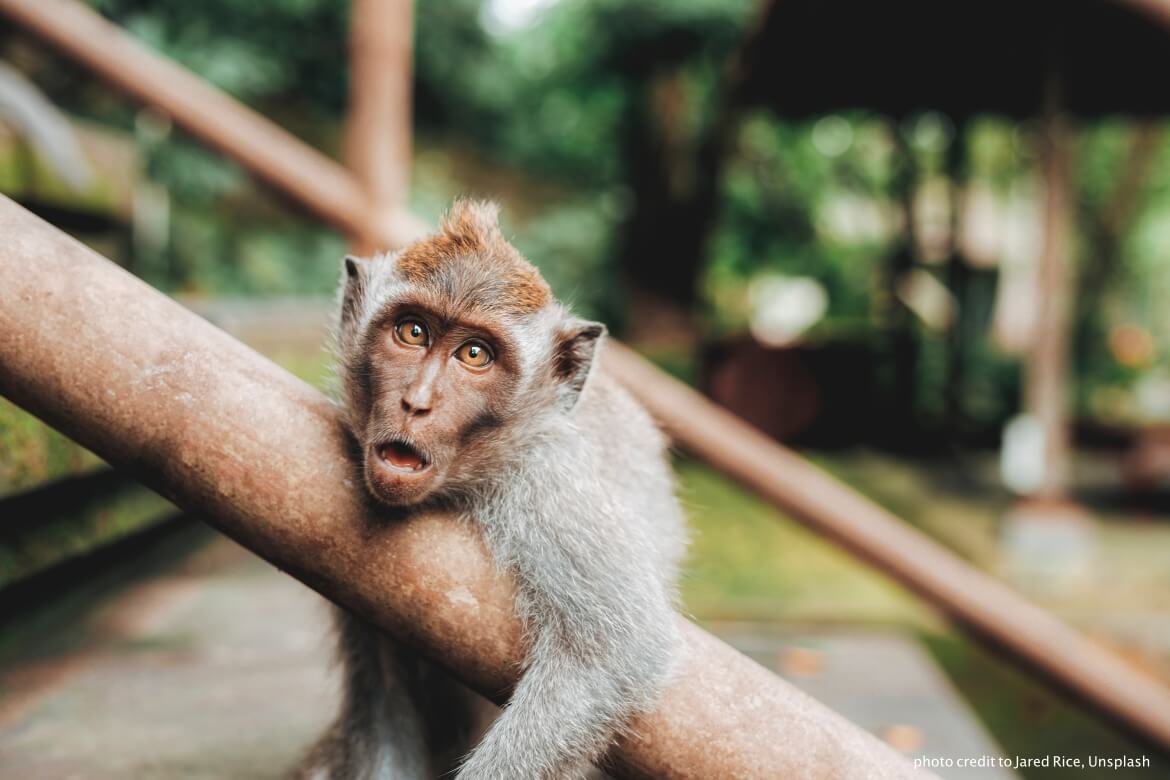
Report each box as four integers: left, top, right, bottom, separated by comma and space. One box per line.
346, 0, 415, 254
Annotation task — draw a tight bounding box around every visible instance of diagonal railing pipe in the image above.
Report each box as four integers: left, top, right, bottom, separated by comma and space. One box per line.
4, 0, 1169, 754
605, 343, 1170, 751
0, 196, 924, 778
6, 0, 1170, 753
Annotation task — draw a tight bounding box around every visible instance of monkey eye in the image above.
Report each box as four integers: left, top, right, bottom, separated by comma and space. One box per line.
455, 340, 493, 368
394, 319, 429, 347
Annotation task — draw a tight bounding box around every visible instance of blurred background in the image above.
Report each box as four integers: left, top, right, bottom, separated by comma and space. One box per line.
2, 0, 1170, 777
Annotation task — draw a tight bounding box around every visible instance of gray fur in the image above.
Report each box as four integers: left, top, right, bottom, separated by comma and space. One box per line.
297, 202, 687, 779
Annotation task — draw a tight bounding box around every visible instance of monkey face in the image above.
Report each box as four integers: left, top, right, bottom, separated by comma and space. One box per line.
358, 305, 523, 506
337, 200, 606, 508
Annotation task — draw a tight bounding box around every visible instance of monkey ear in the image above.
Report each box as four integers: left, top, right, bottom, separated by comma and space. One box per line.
553, 319, 606, 409
343, 254, 368, 281
342, 254, 372, 296
339, 254, 370, 332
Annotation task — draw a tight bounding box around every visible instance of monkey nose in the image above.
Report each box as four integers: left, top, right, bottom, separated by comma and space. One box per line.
401, 396, 432, 417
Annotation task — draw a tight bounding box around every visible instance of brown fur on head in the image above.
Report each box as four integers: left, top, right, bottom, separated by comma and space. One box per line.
394, 200, 551, 315
336, 199, 604, 507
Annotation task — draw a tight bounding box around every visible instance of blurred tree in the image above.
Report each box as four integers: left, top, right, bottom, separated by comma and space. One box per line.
493, 0, 754, 332
4, 0, 1166, 440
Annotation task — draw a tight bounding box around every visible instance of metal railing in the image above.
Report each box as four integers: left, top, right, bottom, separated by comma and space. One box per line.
1, 0, 1169, 763
0, 197, 921, 777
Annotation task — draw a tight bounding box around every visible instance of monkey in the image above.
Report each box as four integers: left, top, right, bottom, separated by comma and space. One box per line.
295, 199, 688, 780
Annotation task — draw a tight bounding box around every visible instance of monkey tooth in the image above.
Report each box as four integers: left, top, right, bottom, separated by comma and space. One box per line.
378, 440, 429, 472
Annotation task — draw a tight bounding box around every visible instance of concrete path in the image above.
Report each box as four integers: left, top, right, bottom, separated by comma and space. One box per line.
1, 535, 334, 779
713, 622, 1016, 779
0, 532, 1013, 779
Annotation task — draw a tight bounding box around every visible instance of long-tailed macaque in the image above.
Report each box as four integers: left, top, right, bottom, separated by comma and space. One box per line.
297, 200, 687, 779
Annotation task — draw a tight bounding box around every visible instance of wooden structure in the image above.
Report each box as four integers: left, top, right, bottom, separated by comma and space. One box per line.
1029, 78, 1076, 500
734, 0, 1170, 503
734, 0, 1170, 120
1, 0, 1169, 769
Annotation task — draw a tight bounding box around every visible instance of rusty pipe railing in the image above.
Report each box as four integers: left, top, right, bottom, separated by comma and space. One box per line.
3, 0, 1170, 754
0, 197, 924, 778
345, 0, 415, 255
605, 343, 1170, 750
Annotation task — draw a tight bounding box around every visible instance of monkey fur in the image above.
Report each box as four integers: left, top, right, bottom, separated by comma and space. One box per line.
295, 200, 687, 780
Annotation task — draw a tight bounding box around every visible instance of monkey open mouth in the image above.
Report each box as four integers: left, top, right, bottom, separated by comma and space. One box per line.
377, 439, 431, 473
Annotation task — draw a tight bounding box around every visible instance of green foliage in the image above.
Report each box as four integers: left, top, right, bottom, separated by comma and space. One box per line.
91, 0, 348, 110
5, 0, 1161, 424
705, 113, 894, 334
923, 631, 1170, 780
56, 1, 756, 304
415, 0, 510, 134
0, 335, 334, 588
0, 483, 173, 588
420, 0, 753, 183
679, 460, 928, 624
0, 400, 102, 498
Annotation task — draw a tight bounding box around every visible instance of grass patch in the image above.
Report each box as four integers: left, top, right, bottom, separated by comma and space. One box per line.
0, 482, 174, 588
678, 460, 933, 628
679, 451, 1169, 776
0, 338, 334, 587
0, 398, 104, 498
922, 630, 1169, 778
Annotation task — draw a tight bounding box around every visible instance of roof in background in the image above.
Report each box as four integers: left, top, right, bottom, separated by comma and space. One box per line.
735, 0, 1170, 119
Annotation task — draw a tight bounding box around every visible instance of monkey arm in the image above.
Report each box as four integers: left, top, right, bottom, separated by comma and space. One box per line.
454, 559, 678, 780
456, 613, 674, 780
462, 459, 680, 780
